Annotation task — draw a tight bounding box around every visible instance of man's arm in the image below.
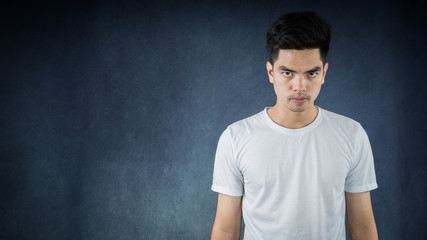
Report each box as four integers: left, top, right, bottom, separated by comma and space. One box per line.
345, 191, 378, 240
211, 193, 243, 240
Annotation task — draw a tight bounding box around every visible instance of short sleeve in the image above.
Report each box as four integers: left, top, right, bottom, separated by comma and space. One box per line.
211, 127, 244, 196
345, 124, 378, 193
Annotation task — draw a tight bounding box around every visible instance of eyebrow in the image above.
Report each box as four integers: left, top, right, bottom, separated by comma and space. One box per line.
278, 66, 322, 73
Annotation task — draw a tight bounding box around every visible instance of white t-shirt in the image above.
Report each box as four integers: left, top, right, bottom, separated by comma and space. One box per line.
211, 106, 378, 240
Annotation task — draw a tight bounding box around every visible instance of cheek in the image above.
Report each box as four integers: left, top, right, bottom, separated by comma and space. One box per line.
274, 80, 290, 92
306, 78, 322, 89
273, 82, 292, 99
274, 77, 290, 87
309, 83, 323, 95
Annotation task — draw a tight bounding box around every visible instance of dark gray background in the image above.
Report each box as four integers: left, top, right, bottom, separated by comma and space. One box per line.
1, 0, 426, 239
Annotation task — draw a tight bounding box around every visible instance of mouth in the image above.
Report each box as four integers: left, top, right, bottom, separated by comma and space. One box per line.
291, 98, 307, 104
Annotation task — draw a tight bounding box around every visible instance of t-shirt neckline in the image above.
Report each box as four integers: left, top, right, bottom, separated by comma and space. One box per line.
262, 106, 323, 135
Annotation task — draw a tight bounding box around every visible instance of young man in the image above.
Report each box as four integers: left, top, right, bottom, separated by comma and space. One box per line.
210, 11, 379, 240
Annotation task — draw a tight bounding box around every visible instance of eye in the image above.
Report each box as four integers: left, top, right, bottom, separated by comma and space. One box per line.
283, 71, 293, 77
308, 72, 318, 78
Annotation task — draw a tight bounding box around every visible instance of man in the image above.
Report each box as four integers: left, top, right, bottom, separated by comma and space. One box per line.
210, 11, 379, 240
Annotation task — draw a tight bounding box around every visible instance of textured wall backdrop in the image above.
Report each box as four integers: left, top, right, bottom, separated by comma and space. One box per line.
1, 0, 426, 239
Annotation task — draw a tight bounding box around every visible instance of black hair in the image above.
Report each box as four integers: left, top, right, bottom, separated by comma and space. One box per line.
266, 11, 331, 65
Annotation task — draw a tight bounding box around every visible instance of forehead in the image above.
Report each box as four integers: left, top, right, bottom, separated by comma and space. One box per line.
275, 49, 322, 70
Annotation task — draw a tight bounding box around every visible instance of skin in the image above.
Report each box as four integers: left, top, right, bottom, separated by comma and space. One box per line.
211, 193, 242, 240
346, 191, 379, 239
266, 49, 328, 129
211, 48, 378, 240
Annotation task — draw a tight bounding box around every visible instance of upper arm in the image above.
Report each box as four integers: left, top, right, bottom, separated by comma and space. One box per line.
345, 125, 378, 193
211, 128, 244, 197
211, 193, 242, 240
345, 191, 377, 231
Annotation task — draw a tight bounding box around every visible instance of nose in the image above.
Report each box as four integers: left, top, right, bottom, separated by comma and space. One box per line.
291, 75, 306, 92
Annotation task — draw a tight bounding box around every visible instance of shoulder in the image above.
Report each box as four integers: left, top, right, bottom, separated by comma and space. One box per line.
320, 108, 370, 158
319, 107, 369, 148
320, 107, 363, 134
228, 109, 264, 130
222, 109, 266, 140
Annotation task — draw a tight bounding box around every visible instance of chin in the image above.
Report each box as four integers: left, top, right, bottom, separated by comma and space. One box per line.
288, 108, 308, 113
286, 103, 311, 113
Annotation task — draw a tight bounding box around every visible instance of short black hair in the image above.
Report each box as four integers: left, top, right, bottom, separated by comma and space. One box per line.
266, 11, 331, 65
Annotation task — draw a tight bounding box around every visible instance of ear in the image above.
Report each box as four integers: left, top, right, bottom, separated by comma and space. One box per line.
321, 62, 329, 85
266, 61, 274, 84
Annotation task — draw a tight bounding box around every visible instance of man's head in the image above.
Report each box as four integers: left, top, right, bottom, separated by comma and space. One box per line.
266, 11, 331, 65
266, 12, 331, 113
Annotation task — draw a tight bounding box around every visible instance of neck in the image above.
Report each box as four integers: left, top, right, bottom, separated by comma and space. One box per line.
267, 104, 319, 129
